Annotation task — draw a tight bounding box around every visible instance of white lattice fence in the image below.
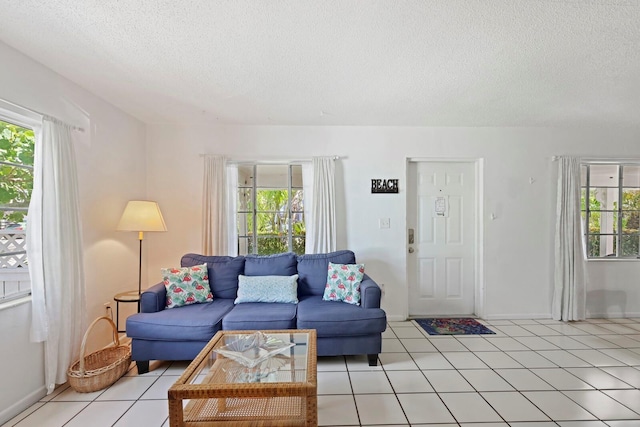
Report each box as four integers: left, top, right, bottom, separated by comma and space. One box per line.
0, 230, 27, 268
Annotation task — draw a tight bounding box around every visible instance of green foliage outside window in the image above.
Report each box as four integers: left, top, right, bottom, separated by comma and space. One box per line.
582, 186, 640, 257
621, 189, 640, 256
240, 188, 305, 255
0, 120, 34, 227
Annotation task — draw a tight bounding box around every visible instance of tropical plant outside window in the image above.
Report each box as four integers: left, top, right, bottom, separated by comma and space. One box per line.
581, 163, 640, 258
0, 119, 33, 303
237, 164, 305, 255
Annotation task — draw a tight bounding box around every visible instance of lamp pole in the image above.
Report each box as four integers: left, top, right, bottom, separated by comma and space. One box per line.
138, 231, 143, 295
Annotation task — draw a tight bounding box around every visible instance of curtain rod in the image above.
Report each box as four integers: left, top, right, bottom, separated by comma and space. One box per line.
199, 155, 341, 163
0, 98, 85, 132
552, 155, 640, 163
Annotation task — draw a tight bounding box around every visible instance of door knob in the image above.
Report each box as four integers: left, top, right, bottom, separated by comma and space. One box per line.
408, 247, 415, 253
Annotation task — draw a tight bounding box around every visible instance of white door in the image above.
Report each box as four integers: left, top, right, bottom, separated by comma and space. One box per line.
407, 161, 477, 316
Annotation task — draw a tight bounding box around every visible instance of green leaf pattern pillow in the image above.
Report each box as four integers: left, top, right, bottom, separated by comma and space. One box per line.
322, 262, 365, 305
162, 263, 213, 309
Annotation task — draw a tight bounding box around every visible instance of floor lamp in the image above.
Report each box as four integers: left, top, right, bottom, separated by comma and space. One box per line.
117, 200, 167, 295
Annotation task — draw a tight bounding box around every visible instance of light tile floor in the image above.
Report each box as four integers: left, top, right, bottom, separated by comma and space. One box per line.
4, 317, 640, 426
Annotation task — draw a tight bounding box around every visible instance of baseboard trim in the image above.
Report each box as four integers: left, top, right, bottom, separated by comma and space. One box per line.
391, 314, 554, 321
458, 312, 640, 320
482, 313, 552, 320
586, 311, 640, 319
0, 386, 46, 425
387, 314, 408, 322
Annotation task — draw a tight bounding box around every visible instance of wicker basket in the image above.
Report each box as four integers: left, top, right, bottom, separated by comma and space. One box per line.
67, 316, 132, 393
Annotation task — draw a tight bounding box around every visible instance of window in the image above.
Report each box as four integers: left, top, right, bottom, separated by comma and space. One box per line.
237, 164, 305, 255
0, 119, 34, 301
581, 163, 640, 259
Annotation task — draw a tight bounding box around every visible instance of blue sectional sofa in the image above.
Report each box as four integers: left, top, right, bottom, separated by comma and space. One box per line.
126, 250, 387, 373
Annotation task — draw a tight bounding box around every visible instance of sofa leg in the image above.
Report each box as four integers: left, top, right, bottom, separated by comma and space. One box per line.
367, 354, 378, 366
136, 361, 150, 375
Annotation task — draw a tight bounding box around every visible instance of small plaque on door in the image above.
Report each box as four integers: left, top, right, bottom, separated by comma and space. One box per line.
433, 196, 449, 217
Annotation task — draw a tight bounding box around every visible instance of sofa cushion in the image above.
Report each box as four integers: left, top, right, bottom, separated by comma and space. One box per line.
296, 250, 356, 296
322, 262, 365, 306
235, 274, 299, 304
296, 295, 386, 337
222, 303, 297, 330
162, 263, 213, 309
245, 252, 297, 276
126, 298, 235, 341
181, 253, 245, 299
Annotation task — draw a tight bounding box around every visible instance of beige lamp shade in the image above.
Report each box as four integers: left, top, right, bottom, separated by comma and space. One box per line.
117, 201, 167, 232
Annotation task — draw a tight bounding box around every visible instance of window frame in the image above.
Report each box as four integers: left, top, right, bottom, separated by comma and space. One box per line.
0, 110, 37, 303
237, 163, 305, 255
581, 161, 640, 260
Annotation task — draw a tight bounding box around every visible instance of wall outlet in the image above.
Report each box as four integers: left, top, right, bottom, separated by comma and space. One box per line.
103, 302, 111, 313
379, 218, 390, 229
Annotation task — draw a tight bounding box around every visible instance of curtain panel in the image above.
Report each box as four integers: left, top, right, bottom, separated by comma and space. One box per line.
552, 156, 587, 321
28, 117, 86, 394
202, 155, 237, 256
302, 163, 314, 253
307, 156, 337, 253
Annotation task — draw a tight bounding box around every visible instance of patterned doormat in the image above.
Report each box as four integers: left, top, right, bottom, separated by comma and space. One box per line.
415, 318, 496, 335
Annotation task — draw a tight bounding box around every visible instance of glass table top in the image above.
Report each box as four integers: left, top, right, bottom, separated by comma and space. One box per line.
185, 330, 311, 385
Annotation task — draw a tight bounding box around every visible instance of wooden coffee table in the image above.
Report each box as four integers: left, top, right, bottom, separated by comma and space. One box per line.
168, 329, 317, 427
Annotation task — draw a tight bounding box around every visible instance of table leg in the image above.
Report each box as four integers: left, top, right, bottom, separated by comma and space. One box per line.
115, 301, 122, 333
168, 397, 184, 427
306, 395, 317, 426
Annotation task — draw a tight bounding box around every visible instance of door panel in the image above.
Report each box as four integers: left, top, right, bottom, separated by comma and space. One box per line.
418, 258, 436, 298
446, 196, 463, 244
445, 257, 463, 297
408, 161, 476, 316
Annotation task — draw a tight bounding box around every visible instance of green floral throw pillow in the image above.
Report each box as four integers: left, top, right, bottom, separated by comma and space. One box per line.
162, 263, 213, 309
322, 262, 365, 306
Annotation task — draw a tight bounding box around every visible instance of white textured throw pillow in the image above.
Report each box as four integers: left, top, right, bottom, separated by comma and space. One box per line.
234, 274, 299, 304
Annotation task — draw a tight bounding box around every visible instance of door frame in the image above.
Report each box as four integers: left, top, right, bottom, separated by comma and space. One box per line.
405, 157, 485, 318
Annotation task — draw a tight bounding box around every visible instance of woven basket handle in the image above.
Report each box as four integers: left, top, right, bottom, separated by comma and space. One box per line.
78, 316, 120, 375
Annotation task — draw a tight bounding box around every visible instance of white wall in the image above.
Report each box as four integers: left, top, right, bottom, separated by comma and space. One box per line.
145, 124, 640, 321
0, 41, 146, 423
0, 300, 44, 423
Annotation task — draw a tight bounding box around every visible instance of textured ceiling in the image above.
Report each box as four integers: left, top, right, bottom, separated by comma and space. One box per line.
0, 0, 639, 126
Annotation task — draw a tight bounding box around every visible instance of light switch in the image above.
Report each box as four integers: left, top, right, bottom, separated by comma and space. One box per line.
379, 218, 390, 229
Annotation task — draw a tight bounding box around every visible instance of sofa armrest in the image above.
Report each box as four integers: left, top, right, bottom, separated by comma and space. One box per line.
360, 274, 382, 309
140, 282, 166, 313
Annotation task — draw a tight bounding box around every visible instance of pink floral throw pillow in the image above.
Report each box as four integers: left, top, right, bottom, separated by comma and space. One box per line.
162, 263, 213, 309
322, 262, 365, 305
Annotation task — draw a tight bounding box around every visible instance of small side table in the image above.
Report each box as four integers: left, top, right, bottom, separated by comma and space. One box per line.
114, 290, 141, 333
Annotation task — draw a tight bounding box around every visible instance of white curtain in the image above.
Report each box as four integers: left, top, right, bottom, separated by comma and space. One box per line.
226, 164, 238, 256
28, 117, 86, 394
305, 156, 336, 253
302, 162, 314, 254
552, 156, 587, 321
202, 155, 237, 255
